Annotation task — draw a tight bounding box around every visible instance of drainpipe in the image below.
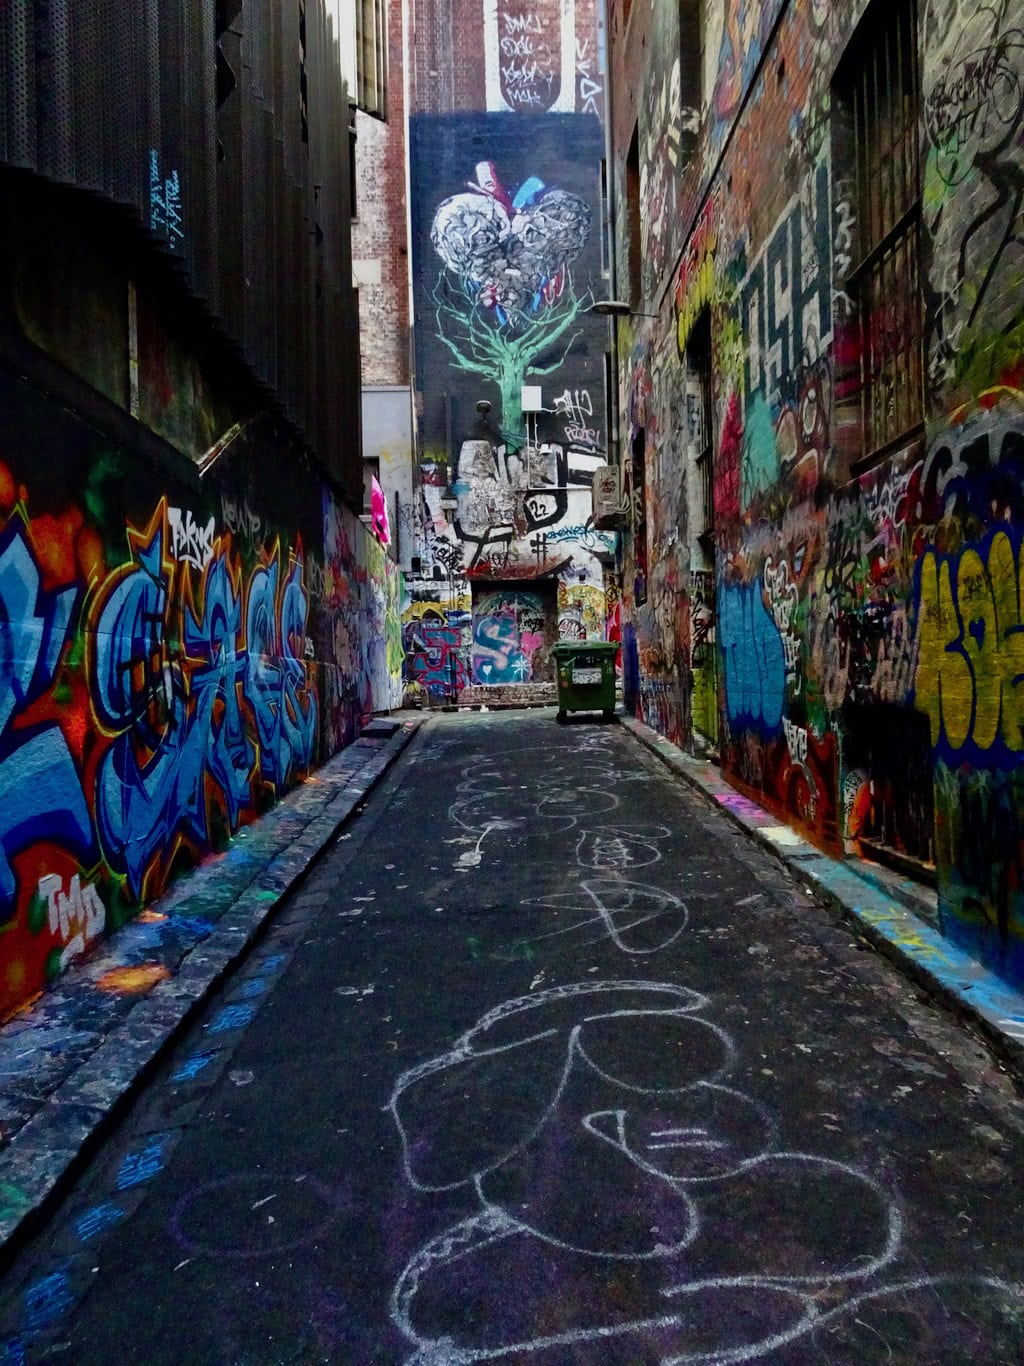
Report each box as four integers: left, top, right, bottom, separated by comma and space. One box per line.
598, 0, 624, 660
444, 389, 453, 487
600, 0, 620, 472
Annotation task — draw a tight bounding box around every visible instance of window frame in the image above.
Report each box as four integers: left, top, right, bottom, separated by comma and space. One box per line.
686, 308, 714, 553
833, 0, 925, 471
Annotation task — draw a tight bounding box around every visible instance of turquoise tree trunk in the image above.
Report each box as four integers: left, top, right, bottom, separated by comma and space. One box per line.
433, 276, 592, 454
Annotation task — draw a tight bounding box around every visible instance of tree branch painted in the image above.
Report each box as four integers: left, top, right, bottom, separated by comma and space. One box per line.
430, 162, 593, 448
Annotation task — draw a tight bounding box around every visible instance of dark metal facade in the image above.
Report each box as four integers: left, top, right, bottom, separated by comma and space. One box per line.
0, 0, 360, 498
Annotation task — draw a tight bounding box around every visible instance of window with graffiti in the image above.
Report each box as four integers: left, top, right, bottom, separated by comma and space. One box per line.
842, 703, 935, 873
629, 428, 649, 606
833, 0, 924, 464
686, 309, 715, 553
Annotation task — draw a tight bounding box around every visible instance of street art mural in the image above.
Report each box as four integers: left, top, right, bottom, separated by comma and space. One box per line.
738, 157, 834, 512
935, 761, 1024, 984
407, 112, 610, 693
88, 502, 317, 899
471, 588, 549, 683
630, 0, 788, 308
404, 610, 470, 697
640, 3, 698, 300
320, 495, 406, 747
430, 160, 592, 443
620, 326, 692, 747
0, 393, 404, 1018
718, 580, 785, 733
915, 528, 1024, 760
615, 0, 1024, 985
674, 191, 720, 358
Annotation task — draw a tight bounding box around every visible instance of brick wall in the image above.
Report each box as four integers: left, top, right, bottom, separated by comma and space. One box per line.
353, 0, 411, 386
610, 0, 1024, 987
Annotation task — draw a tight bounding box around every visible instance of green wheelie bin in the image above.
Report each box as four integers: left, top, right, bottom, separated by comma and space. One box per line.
552, 640, 619, 722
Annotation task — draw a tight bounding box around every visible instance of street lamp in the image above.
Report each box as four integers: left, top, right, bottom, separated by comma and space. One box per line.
588, 299, 658, 319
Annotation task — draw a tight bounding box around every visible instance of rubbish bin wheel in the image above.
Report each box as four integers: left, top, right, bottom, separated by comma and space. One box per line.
602, 708, 614, 721
556, 709, 567, 723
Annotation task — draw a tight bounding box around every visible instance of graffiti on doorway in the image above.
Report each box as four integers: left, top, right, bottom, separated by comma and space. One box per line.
472, 589, 548, 684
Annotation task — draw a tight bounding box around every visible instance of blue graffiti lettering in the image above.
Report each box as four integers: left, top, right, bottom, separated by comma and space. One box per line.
405, 621, 467, 693
183, 552, 253, 826
22, 1268, 74, 1333
718, 581, 785, 732
73, 1201, 127, 1243
204, 1002, 257, 1034
92, 523, 210, 896
741, 159, 832, 411
91, 516, 318, 897
171, 1050, 220, 1083
0, 521, 93, 922
244, 557, 318, 788
116, 1137, 169, 1190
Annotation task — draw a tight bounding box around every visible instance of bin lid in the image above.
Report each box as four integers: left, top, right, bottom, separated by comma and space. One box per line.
551, 639, 620, 658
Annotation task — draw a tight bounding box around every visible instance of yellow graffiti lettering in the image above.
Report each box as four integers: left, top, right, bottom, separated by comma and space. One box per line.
676, 252, 716, 354
1000, 533, 1024, 749
919, 553, 972, 749
916, 532, 1024, 752
675, 194, 719, 355
957, 547, 999, 750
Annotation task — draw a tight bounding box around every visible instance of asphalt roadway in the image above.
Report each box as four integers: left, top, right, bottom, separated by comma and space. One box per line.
2, 710, 1024, 1363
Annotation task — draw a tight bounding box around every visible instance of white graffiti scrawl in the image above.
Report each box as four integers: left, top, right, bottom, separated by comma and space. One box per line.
483, 0, 580, 114
168, 506, 215, 570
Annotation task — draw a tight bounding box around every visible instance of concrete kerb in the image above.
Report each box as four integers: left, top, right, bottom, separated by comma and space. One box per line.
0, 717, 424, 1270
617, 713, 1024, 1079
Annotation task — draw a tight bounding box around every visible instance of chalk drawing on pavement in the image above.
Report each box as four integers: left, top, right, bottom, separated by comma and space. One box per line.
389, 979, 1024, 1361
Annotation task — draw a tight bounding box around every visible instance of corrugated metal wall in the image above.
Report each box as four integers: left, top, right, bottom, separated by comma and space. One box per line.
0, 0, 360, 499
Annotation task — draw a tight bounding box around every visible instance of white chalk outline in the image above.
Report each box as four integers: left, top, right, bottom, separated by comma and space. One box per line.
523, 878, 691, 955
394, 729, 1024, 1361
575, 823, 672, 870
389, 981, 1024, 1362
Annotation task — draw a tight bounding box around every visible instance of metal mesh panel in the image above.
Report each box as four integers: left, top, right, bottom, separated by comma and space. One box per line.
32, 0, 55, 174
69, 2, 105, 190
239, 63, 258, 370
184, 0, 218, 303
2, 1, 35, 167
1, 0, 359, 491
98, 0, 132, 202
43, 0, 75, 181
141, 0, 163, 193
153, 0, 185, 252
216, 23, 243, 325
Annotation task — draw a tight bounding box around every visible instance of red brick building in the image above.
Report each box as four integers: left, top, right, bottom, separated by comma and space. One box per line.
607, 0, 1024, 987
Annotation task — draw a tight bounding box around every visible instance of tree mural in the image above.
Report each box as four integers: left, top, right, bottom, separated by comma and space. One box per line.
430, 161, 592, 448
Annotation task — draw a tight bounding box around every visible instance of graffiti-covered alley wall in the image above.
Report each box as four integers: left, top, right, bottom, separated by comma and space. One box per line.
613, 0, 1024, 986
0, 371, 403, 1017
404, 0, 611, 693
